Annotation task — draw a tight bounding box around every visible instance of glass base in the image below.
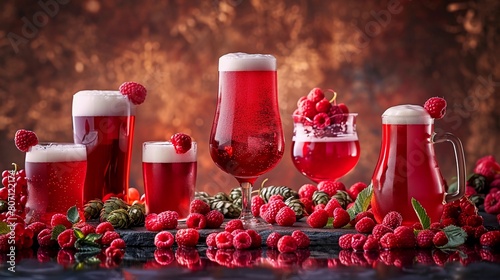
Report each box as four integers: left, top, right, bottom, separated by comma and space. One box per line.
240, 216, 272, 230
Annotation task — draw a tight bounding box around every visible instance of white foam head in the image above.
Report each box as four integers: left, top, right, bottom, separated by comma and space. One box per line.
72, 90, 136, 117
219, 53, 276, 71
143, 142, 197, 163
382, 105, 433, 125
26, 143, 87, 163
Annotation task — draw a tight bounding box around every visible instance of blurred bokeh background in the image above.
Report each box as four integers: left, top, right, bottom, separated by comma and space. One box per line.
1, 0, 499, 195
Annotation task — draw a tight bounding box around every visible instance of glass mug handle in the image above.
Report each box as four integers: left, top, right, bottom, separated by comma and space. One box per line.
432, 133, 466, 203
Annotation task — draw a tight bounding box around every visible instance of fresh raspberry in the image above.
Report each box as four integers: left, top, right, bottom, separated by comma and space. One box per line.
245, 229, 261, 248
324, 198, 342, 217
484, 190, 500, 214
145, 214, 163, 231
432, 231, 448, 247
313, 113, 331, 129
101, 231, 121, 246
300, 197, 314, 215
119, 81, 147, 105
171, 133, 192, 154
363, 235, 379, 251
460, 197, 477, 215
175, 228, 199, 247
475, 225, 488, 240
380, 232, 399, 250
298, 184, 318, 200
206, 232, 218, 247
466, 215, 484, 227
350, 234, 367, 251
382, 211, 403, 229
474, 155, 500, 182
317, 181, 345, 197
216, 231, 234, 249
416, 229, 436, 248
37, 228, 56, 247
266, 232, 282, 248
262, 200, 286, 224
479, 230, 500, 248
332, 208, 350, 228
205, 210, 224, 229
277, 235, 297, 253
0, 234, 9, 252
298, 99, 317, 119
291, 230, 310, 249
225, 219, 244, 233
338, 233, 353, 250
14, 129, 38, 152
110, 238, 126, 249
268, 194, 284, 203
57, 229, 77, 249
352, 211, 375, 226
233, 232, 252, 250
355, 217, 376, 234
462, 225, 475, 241
394, 226, 416, 248
96, 221, 115, 234
347, 182, 367, 200
78, 224, 96, 236
440, 217, 456, 227
259, 204, 269, 216
306, 209, 329, 228
26, 222, 46, 238
251, 195, 266, 217
51, 213, 72, 229
231, 229, 245, 236
307, 88, 325, 103
189, 199, 210, 215
315, 98, 332, 113
154, 231, 175, 249
429, 222, 443, 232
442, 203, 461, 219
275, 206, 296, 227
314, 203, 326, 211
296, 96, 308, 108
186, 213, 207, 229
338, 103, 349, 114
157, 211, 179, 230
423, 97, 447, 119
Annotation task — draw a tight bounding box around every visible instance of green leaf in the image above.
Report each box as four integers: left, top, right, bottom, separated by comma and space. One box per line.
0, 221, 9, 234
325, 217, 334, 227
411, 198, 431, 229
67, 205, 80, 224
51, 224, 66, 240
438, 225, 467, 249
347, 184, 373, 220
84, 233, 102, 243
74, 228, 85, 240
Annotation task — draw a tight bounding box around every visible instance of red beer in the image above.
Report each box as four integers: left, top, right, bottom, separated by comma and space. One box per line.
72, 91, 135, 203
25, 143, 87, 224
142, 142, 197, 218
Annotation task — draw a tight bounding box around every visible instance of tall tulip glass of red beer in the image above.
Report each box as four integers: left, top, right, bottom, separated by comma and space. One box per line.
142, 141, 197, 219
25, 143, 87, 224
72, 91, 135, 203
209, 53, 285, 228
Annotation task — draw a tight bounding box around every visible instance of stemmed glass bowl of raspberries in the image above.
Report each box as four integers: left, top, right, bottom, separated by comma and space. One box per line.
291, 88, 360, 182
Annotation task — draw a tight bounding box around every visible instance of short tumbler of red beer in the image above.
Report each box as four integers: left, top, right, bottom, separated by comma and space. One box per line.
72, 90, 135, 203
25, 143, 87, 224
142, 141, 197, 219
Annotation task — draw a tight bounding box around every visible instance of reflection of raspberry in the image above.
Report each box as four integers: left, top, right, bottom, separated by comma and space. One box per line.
96, 222, 115, 234
101, 231, 121, 246
275, 207, 296, 227
266, 232, 282, 248
338, 233, 353, 250
246, 229, 262, 248
205, 210, 224, 229
291, 230, 310, 249
382, 211, 403, 229
154, 231, 174, 249
277, 235, 297, 253
186, 213, 206, 229
51, 214, 72, 229
225, 219, 244, 233
189, 199, 210, 215
175, 228, 199, 247
233, 232, 252, 250
57, 229, 77, 249
216, 231, 234, 249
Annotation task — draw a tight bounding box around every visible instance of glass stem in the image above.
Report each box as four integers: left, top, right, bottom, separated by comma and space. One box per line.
239, 182, 253, 221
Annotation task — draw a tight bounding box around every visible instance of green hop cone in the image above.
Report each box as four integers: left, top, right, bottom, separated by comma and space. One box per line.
467, 174, 488, 194
0, 200, 7, 212
232, 197, 242, 209
213, 192, 231, 202
106, 208, 131, 229
332, 190, 353, 209
260, 185, 298, 203
210, 199, 241, 218
128, 203, 146, 227
312, 191, 330, 206
229, 187, 242, 202
195, 191, 210, 199
100, 197, 129, 222
285, 197, 305, 220
83, 199, 103, 220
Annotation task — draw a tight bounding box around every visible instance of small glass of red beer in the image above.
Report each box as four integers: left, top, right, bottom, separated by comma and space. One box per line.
142, 141, 197, 219
24, 143, 87, 224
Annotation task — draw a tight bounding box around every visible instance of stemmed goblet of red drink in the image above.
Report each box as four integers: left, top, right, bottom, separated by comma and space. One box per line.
209, 53, 285, 228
